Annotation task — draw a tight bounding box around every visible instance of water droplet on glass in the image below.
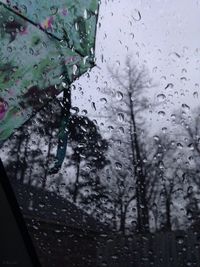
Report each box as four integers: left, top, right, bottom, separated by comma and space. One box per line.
117, 113, 124, 122
180, 77, 187, 83
73, 65, 78, 75
158, 111, 165, 117
132, 9, 141, 21
182, 103, 190, 112
7, 46, 12, 53
158, 161, 165, 170
193, 91, 198, 98
108, 125, 114, 132
153, 135, 160, 141
187, 186, 193, 194
91, 102, 96, 111
100, 98, 107, 104
182, 68, 187, 73
84, 9, 88, 19
116, 91, 123, 100
165, 83, 174, 90
115, 162, 122, 170
177, 143, 183, 149
8, 16, 14, 22
50, 6, 58, 15
81, 109, 87, 115
188, 143, 194, 150
29, 48, 34, 55
119, 127, 124, 134
157, 93, 166, 102
176, 236, 184, 245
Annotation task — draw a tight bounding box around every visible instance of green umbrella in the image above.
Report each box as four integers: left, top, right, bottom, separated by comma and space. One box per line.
0, 0, 100, 170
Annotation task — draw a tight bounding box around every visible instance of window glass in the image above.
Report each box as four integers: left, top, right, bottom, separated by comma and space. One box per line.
1, 0, 200, 266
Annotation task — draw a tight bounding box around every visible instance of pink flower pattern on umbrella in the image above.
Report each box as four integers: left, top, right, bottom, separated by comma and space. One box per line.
0, 98, 8, 120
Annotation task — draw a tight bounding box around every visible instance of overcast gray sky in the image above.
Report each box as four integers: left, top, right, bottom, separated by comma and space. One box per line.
71, 0, 200, 136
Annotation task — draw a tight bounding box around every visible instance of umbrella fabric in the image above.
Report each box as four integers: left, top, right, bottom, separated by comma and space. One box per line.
0, 0, 99, 145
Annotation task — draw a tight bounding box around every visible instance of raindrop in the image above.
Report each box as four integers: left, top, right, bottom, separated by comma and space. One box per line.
153, 135, 160, 142
180, 77, 187, 83
158, 111, 165, 117
182, 103, 190, 112
169, 52, 181, 59
176, 236, 184, 245
188, 155, 193, 161
117, 113, 124, 122
161, 76, 166, 81
187, 186, 193, 194
73, 65, 78, 75
70, 107, 79, 114
171, 140, 176, 147
187, 211, 192, 220
116, 91, 123, 100
119, 127, 124, 134
177, 143, 183, 149
91, 102, 96, 111
90, 47, 94, 55
7, 47, 12, 53
100, 98, 107, 104
158, 161, 165, 170
21, 5, 27, 14
75, 22, 79, 31
80, 125, 87, 132
165, 83, 174, 90
29, 48, 34, 55
50, 6, 58, 15
153, 67, 157, 73
171, 114, 176, 120
81, 109, 87, 115
188, 143, 194, 150
132, 9, 142, 21
8, 16, 14, 22
84, 9, 88, 19
157, 93, 166, 102
115, 162, 122, 170
193, 91, 198, 98
108, 125, 114, 131
182, 68, 187, 73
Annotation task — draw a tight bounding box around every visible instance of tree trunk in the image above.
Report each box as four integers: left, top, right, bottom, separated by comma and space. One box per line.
28, 163, 33, 186
73, 154, 80, 203
113, 202, 118, 230
42, 130, 53, 188
165, 195, 172, 231
119, 204, 126, 234
129, 92, 149, 233
19, 136, 29, 183
14, 130, 23, 180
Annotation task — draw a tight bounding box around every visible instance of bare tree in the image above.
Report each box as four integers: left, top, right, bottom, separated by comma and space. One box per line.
107, 56, 153, 233
176, 107, 200, 227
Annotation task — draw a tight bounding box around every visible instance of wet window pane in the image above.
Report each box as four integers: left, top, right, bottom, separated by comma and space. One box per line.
1, 0, 200, 266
